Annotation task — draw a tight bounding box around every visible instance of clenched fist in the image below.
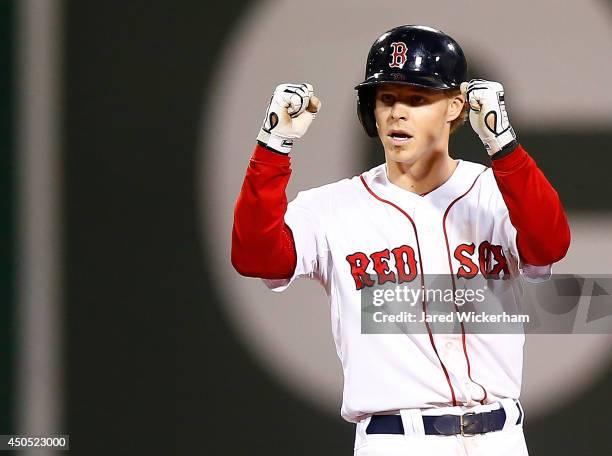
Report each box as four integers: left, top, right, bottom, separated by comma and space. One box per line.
257, 83, 321, 154
460, 79, 517, 156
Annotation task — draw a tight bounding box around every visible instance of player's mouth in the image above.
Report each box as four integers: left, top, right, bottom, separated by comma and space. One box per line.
388, 129, 413, 145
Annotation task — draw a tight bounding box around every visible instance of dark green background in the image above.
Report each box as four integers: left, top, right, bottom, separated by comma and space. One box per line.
57, 0, 612, 454
0, 0, 14, 438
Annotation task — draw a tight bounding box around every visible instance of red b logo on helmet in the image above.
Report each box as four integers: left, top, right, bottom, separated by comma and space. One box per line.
389, 42, 408, 69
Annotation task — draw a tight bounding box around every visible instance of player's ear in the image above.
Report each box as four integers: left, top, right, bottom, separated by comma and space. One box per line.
446, 92, 465, 123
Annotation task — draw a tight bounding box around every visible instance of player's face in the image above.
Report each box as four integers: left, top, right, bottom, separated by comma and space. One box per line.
374, 84, 463, 164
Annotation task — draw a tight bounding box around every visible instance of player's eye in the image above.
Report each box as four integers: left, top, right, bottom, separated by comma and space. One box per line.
410, 95, 426, 105
379, 93, 395, 105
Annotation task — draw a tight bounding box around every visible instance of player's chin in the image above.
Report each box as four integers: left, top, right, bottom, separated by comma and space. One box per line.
385, 143, 419, 163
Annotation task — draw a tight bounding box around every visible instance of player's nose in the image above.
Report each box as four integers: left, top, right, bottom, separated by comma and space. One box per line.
390, 102, 409, 121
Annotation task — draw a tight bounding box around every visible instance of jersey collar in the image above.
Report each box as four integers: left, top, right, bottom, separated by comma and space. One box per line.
360, 159, 486, 212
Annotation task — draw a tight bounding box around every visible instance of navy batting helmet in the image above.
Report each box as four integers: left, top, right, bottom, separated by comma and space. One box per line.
355, 25, 468, 137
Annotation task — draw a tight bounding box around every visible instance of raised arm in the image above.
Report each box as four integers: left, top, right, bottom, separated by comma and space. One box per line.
490, 144, 570, 265
462, 79, 570, 266
231, 83, 321, 278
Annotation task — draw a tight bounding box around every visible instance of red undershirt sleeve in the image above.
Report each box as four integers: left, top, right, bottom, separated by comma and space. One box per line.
491, 144, 571, 266
231, 144, 297, 279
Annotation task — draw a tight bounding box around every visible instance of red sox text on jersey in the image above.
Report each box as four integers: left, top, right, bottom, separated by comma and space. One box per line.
346, 240, 510, 290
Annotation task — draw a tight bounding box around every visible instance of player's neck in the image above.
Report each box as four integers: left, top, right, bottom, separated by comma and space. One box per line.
385, 151, 458, 195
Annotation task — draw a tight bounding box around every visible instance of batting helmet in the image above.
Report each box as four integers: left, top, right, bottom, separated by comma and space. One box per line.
355, 25, 468, 137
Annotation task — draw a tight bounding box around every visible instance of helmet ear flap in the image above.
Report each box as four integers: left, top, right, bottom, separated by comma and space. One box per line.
357, 88, 378, 138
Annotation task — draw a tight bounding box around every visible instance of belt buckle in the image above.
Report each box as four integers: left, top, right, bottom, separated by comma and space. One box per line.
460, 412, 477, 437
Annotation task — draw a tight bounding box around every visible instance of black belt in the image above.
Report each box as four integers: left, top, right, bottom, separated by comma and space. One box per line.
366, 402, 522, 437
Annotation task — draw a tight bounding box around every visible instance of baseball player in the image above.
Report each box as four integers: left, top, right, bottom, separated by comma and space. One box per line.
232, 25, 570, 455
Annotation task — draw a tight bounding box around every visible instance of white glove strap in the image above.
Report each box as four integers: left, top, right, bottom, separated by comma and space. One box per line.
482, 126, 516, 156
258, 132, 294, 154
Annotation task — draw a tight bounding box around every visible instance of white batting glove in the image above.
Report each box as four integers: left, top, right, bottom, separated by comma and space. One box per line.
460, 79, 517, 156
257, 83, 321, 154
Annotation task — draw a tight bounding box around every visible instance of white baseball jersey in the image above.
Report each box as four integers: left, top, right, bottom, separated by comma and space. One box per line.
263, 159, 551, 423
